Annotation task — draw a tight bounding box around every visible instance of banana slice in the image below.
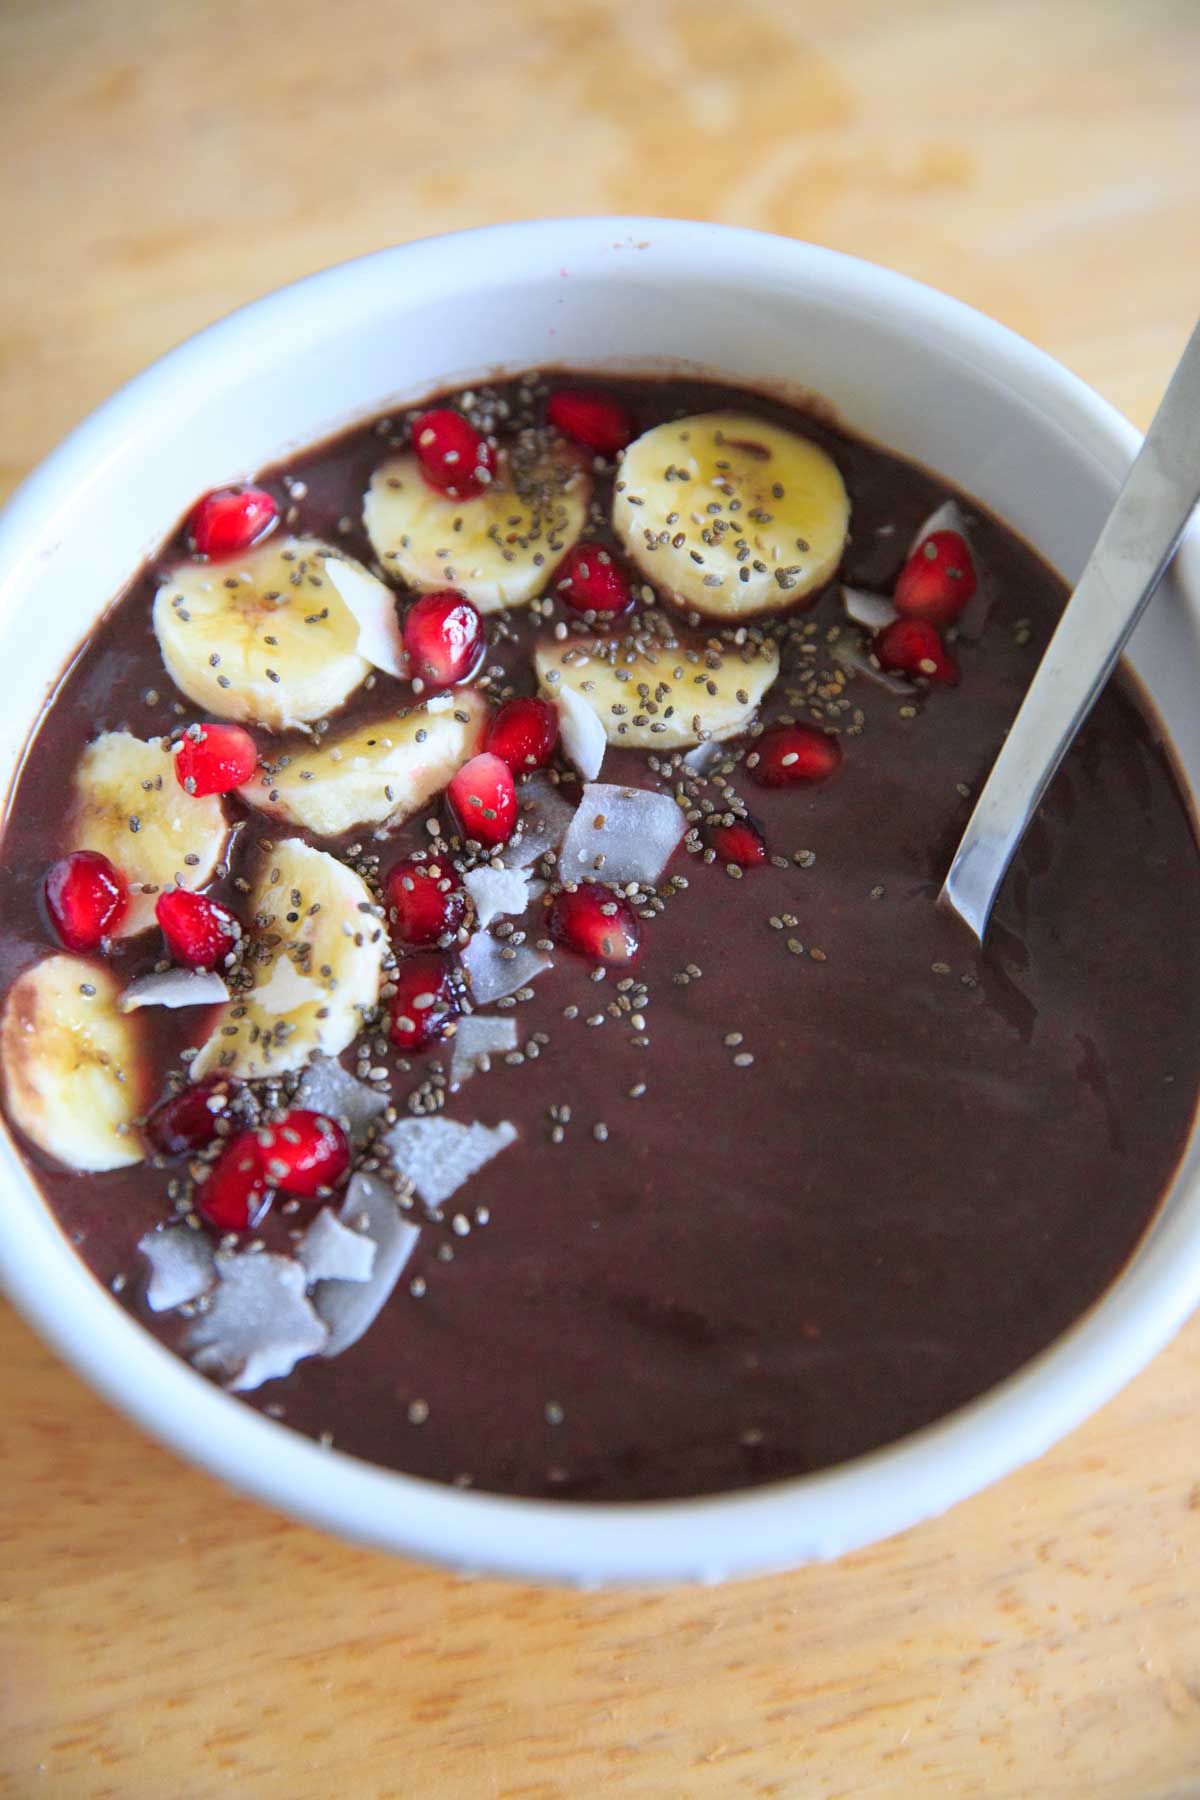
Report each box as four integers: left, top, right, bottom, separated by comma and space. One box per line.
239, 689, 487, 837
534, 620, 779, 750
364, 432, 591, 613
69, 731, 229, 937
153, 537, 393, 728
190, 839, 385, 1082
0, 956, 145, 1171
613, 411, 849, 621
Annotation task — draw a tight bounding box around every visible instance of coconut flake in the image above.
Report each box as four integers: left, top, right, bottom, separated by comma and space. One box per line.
314, 1171, 421, 1356
119, 969, 229, 1013
907, 500, 992, 641
254, 955, 326, 1016
187, 1251, 328, 1391
831, 639, 914, 696
296, 1206, 377, 1284
841, 585, 897, 632
449, 1013, 519, 1089
385, 1116, 517, 1209
500, 773, 577, 869
461, 930, 551, 1005
293, 1056, 389, 1144
138, 1224, 217, 1312
324, 557, 408, 679
557, 782, 685, 886
556, 686, 607, 781
682, 741, 730, 778
463, 865, 532, 929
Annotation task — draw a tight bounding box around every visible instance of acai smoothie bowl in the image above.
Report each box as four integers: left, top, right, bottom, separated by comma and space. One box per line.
2, 220, 1199, 1586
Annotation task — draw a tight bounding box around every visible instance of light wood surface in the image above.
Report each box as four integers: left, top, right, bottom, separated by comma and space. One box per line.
3, 2, 1200, 1794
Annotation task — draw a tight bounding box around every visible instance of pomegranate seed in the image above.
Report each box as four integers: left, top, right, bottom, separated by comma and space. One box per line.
256, 1109, 350, 1198
387, 952, 462, 1052
749, 724, 843, 788
546, 387, 635, 457
411, 408, 495, 498
447, 752, 518, 848
484, 697, 559, 772
873, 618, 959, 686
189, 487, 278, 559
43, 850, 127, 952
145, 1079, 233, 1157
556, 541, 634, 617
174, 722, 258, 796
403, 590, 485, 689
547, 885, 640, 965
707, 817, 767, 867
156, 889, 239, 969
893, 529, 977, 627
384, 855, 466, 947
198, 1130, 271, 1234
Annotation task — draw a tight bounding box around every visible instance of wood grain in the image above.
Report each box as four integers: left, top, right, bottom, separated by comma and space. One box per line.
3, 1, 1200, 1794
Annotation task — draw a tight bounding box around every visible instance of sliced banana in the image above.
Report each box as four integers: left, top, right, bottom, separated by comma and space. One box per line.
534, 620, 779, 750
613, 411, 849, 621
364, 432, 591, 613
0, 956, 145, 1171
69, 731, 229, 937
153, 537, 394, 728
239, 689, 487, 837
190, 839, 385, 1082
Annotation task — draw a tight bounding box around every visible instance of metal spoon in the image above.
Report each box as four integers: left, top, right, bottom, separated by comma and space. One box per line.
940, 318, 1200, 943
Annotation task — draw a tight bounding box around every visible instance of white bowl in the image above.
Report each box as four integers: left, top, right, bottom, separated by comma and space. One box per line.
2, 218, 1198, 1585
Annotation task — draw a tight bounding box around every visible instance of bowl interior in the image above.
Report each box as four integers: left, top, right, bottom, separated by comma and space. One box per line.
2, 220, 1199, 1582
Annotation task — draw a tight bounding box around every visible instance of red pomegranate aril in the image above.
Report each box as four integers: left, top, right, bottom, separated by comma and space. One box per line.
546, 387, 636, 457
707, 817, 768, 867
556, 541, 634, 617
256, 1109, 350, 1198
384, 855, 466, 947
145, 1079, 233, 1158
893, 529, 977, 627
484, 697, 560, 772
197, 1131, 270, 1234
873, 618, 959, 686
388, 952, 462, 1052
749, 724, 843, 788
411, 408, 496, 498
156, 888, 239, 969
547, 885, 641, 966
43, 850, 127, 952
403, 590, 485, 689
174, 722, 258, 796
189, 487, 279, 560
447, 753, 518, 849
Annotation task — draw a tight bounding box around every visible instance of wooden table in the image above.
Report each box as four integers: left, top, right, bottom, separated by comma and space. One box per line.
3, 2, 1200, 1793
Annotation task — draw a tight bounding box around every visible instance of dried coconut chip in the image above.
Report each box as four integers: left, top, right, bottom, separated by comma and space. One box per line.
119, 969, 229, 1013
324, 556, 408, 679
294, 1055, 389, 1144
500, 773, 577, 870
187, 1251, 328, 1391
557, 782, 684, 886
460, 930, 551, 1005
907, 500, 992, 641
138, 1224, 217, 1312
555, 686, 606, 782
296, 1206, 376, 1284
463, 865, 532, 929
841, 585, 897, 632
682, 742, 731, 778
384, 1116, 517, 1210
315, 1171, 421, 1357
449, 1013, 519, 1089
831, 639, 914, 696
254, 956, 325, 1016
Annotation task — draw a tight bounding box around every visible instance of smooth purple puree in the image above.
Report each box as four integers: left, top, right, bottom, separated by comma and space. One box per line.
2, 374, 1198, 1502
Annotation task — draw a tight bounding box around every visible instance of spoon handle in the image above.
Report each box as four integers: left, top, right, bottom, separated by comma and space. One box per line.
940, 318, 1200, 944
